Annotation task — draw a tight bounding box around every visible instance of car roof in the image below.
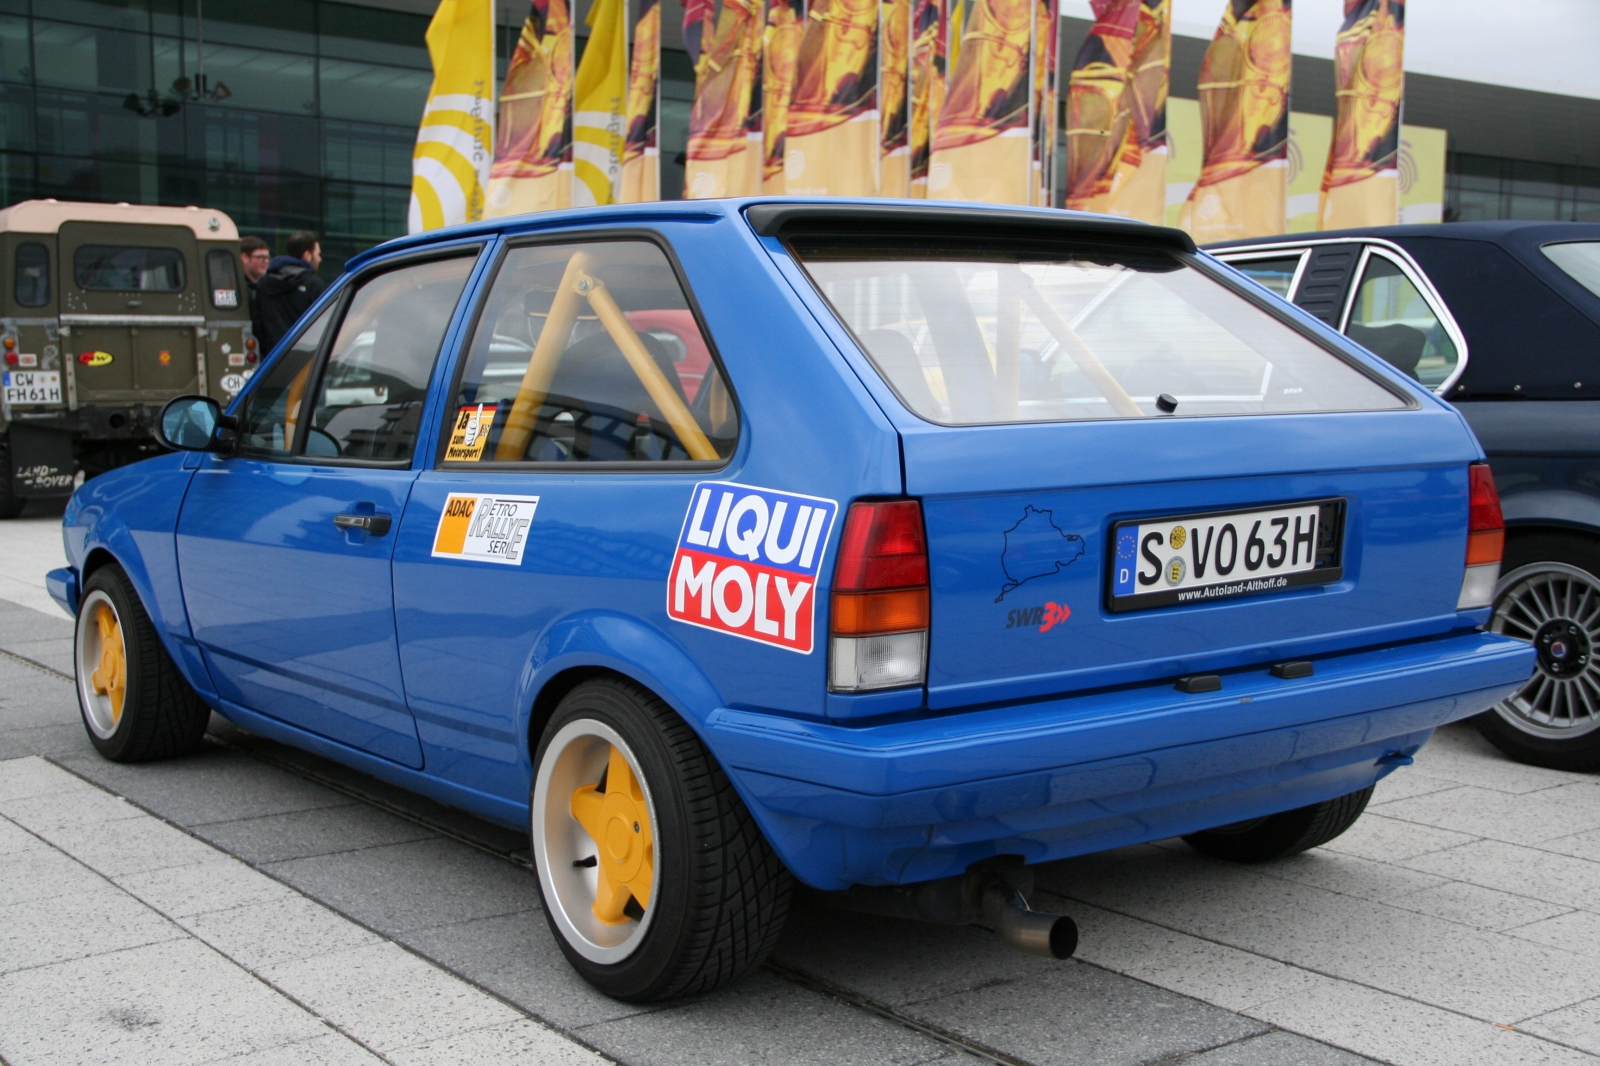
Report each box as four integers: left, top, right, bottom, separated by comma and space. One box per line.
1208, 219, 1600, 252
346, 197, 1199, 273
0, 199, 239, 240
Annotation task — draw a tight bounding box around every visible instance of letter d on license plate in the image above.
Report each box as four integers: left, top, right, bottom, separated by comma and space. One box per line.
1108, 498, 1344, 612
667, 482, 839, 654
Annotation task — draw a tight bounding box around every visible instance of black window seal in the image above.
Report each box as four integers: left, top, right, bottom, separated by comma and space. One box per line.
431, 227, 741, 473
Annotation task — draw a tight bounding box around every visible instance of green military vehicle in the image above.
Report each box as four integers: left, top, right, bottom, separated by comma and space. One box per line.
0, 199, 258, 517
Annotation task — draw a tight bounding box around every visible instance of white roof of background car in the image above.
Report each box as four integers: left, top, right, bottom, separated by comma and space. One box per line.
0, 199, 240, 241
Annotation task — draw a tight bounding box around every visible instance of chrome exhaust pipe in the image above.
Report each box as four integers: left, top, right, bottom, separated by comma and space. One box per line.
981, 885, 1078, 960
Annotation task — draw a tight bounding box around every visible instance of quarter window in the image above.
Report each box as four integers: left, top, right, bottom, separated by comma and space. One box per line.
1345, 252, 1459, 389
305, 255, 475, 462
207, 250, 240, 309
74, 245, 186, 292
1542, 241, 1600, 299
234, 307, 333, 458
14, 242, 48, 307
1230, 254, 1303, 298
444, 240, 737, 464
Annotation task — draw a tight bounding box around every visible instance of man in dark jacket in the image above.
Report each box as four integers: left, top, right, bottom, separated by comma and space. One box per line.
255, 231, 328, 352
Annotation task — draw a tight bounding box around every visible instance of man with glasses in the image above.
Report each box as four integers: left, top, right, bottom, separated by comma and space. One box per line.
240, 236, 271, 344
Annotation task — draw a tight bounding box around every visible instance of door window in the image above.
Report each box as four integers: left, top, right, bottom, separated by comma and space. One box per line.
234, 307, 333, 458
14, 242, 49, 306
444, 240, 738, 464
207, 250, 240, 309
1229, 254, 1303, 298
305, 255, 475, 462
1345, 251, 1459, 388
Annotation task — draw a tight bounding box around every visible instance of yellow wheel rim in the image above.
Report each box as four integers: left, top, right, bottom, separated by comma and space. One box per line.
570, 744, 655, 924
90, 604, 126, 723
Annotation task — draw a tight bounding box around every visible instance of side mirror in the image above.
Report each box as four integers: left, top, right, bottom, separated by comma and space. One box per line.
157, 395, 233, 452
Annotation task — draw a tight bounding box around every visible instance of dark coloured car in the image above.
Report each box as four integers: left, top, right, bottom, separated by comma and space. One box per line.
1212, 222, 1600, 771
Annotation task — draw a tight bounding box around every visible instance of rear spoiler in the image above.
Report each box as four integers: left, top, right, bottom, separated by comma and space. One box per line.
743, 202, 1198, 255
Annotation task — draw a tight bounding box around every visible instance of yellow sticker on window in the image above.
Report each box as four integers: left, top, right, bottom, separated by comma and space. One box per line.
445, 403, 495, 462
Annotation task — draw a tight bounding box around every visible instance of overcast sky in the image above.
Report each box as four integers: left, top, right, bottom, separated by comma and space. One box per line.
1059, 0, 1600, 101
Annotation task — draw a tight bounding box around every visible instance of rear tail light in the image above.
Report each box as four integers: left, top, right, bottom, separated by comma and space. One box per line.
1458, 462, 1504, 609
829, 500, 928, 692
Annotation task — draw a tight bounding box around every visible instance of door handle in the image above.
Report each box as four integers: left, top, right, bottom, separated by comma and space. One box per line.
334, 513, 392, 536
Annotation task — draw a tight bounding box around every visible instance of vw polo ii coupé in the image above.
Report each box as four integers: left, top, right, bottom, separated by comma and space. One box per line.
50, 201, 1536, 1001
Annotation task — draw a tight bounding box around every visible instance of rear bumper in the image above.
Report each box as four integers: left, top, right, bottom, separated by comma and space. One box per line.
707, 629, 1535, 889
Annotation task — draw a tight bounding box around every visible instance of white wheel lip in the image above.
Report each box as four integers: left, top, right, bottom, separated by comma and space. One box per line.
1489, 560, 1600, 740
75, 589, 122, 740
532, 718, 661, 965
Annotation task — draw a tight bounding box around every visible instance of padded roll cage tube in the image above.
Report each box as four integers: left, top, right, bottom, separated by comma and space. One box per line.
495, 250, 719, 462
1015, 274, 1143, 418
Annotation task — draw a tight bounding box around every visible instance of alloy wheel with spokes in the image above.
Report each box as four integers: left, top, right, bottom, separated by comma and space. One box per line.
76, 589, 127, 739
1487, 561, 1600, 740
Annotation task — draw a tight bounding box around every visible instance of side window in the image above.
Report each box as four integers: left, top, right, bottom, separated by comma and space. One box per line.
207, 250, 240, 309
305, 255, 475, 462
1229, 253, 1303, 298
15, 242, 49, 307
234, 307, 333, 458
74, 245, 186, 291
1346, 251, 1459, 389
444, 240, 737, 465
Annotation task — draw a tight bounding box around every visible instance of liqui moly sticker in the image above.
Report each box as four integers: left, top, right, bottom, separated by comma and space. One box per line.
667, 482, 838, 654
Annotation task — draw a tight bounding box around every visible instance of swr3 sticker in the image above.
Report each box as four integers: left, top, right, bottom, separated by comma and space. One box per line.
431, 493, 539, 565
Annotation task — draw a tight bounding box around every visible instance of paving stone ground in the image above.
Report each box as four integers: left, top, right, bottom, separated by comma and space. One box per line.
2, 507, 1597, 1066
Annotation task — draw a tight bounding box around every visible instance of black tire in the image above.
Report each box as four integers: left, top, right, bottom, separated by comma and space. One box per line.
530, 678, 792, 1001
1474, 532, 1600, 772
1183, 786, 1374, 862
74, 564, 211, 762
0, 440, 25, 520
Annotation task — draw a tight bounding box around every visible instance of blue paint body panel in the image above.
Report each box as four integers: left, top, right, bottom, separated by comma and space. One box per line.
54, 199, 1538, 893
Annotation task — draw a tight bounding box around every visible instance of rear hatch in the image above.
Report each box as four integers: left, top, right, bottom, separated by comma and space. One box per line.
787, 222, 1481, 710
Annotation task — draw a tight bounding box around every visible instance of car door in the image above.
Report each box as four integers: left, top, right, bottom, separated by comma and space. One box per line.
177, 251, 478, 767
391, 235, 741, 800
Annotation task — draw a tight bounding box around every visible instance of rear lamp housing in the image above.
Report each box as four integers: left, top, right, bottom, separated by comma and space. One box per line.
829, 500, 929, 692
1458, 462, 1504, 610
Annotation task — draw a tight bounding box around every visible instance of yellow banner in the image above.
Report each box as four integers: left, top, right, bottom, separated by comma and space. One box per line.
573, 0, 629, 206
763, 0, 807, 193
907, 0, 946, 197
928, 0, 1033, 204
1319, 0, 1405, 229
787, 0, 881, 195
685, 0, 764, 197
621, 0, 661, 203
484, 0, 574, 218
882, 0, 913, 197
1178, 0, 1292, 242
409, 0, 495, 232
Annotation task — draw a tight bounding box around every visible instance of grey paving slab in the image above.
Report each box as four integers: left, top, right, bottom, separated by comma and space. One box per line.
56, 743, 357, 828
0, 938, 330, 1066
1524, 997, 1600, 1056
181, 895, 387, 971
1410, 722, 1592, 795
0, 721, 87, 760
0, 812, 44, 856
395, 910, 652, 1031
263, 836, 540, 935
196, 1033, 388, 1066
1387, 880, 1574, 932
772, 897, 1056, 1009
28, 805, 221, 876
0, 600, 72, 644
1245, 846, 1451, 904
259, 941, 524, 1055
1317, 810, 1479, 863
1508, 910, 1600, 954
1378, 782, 1600, 844
114, 856, 299, 919
575, 968, 957, 1066
0, 868, 185, 975
1367, 770, 1462, 806
0, 779, 145, 831
386, 1019, 612, 1066
1180, 1030, 1381, 1065
896, 957, 1270, 1066
0, 842, 107, 907
1539, 825, 1600, 863
0, 753, 95, 802
189, 801, 438, 864
1402, 839, 1600, 912
1, 636, 72, 674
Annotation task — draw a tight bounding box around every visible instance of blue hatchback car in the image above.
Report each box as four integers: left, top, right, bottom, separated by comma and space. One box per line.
50, 199, 1536, 1001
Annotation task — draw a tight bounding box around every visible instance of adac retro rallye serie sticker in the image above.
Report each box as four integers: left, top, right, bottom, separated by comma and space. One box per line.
431, 493, 540, 565
668, 482, 838, 654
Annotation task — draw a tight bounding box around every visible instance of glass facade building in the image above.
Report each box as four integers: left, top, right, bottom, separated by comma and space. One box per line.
0, 0, 1593, 279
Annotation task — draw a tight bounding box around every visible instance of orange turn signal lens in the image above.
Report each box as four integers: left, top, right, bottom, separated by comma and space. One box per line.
1466, 529, 1504, 567
831, 588, 929, 636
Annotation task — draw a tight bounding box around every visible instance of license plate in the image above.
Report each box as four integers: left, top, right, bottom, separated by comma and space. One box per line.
1108, 499, 1344, 612
2, 370, 62, 406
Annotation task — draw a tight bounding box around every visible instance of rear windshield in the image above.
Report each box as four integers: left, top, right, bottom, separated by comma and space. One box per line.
792, 238, 1406, 424
74, 245, 186, 292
